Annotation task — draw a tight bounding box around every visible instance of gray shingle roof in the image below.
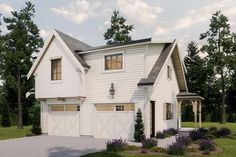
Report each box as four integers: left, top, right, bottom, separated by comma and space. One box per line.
55, 29, 92, 68
137, 41, 175, 86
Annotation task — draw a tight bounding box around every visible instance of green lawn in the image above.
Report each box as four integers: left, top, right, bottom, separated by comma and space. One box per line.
0, 126, 31, 140
82, 122, 236, 157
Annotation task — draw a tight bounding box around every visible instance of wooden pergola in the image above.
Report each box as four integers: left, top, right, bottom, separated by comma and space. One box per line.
176, 92, 204, 129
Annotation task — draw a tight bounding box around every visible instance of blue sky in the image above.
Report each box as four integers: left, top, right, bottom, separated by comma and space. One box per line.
1, 0, 236, 55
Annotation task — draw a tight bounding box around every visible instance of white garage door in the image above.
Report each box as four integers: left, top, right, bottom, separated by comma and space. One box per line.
94, 103, 135, 140
49, 105, 80, 137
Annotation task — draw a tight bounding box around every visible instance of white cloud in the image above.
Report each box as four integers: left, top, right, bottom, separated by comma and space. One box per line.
117, 0, 163, 25
155, 0, 234, 35
0, 3, 13, 14
51, 0, 91, 24
39, 30, 50, 38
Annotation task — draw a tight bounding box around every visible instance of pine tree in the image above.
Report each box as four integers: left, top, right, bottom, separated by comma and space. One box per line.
0, 2, 43, 129
200, 11, 236, 123
104, 10, 134, 45
31, 105, 41, 135
134, 108, 144, 142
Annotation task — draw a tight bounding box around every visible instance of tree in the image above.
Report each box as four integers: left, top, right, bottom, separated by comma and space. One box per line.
104, 10, 134, 45
31, 105, 41, 135
0, 2, 43, 129
134, 108, 144, 142
200, 11, 236, 123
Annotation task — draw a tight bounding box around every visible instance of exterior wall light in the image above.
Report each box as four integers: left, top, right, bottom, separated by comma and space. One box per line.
109, 83, 115, 99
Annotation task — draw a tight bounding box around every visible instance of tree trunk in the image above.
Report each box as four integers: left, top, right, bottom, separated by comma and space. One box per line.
220, 67, 226, 124
17, 67, 23, 129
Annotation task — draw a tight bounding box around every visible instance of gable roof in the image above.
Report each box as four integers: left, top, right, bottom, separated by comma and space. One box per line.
138, 40, 188, 92
55, 30, 92, 68
27, 29, 91, 79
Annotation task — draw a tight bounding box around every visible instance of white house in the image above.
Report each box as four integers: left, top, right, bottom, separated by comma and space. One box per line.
27, 29, 199, 140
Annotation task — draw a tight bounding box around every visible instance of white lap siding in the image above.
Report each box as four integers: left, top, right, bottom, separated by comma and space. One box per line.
150, 57, 179, 132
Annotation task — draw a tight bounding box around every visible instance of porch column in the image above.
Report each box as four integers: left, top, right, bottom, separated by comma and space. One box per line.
198, 101, 202, 127
192, 100, 198, 128
177, 101, 182, 130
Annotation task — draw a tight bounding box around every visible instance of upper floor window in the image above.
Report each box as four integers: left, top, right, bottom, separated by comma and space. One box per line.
51, 58, 61, 80
105, 53, 123, 70
167, 65, 172, 80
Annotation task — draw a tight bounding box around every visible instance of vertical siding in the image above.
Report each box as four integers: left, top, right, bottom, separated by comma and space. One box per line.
35, 37, 84, 98
150, 56, 180, 132
41, 101, 48, 133
82, 45, 147, 136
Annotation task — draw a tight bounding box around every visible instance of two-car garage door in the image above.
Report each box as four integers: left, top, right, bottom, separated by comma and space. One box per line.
49, 105, 80, 137
94, 103, 135, 140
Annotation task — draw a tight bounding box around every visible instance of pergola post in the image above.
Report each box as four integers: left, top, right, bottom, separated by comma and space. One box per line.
198, 101, 202, 127
177, 101, 182, 130
192, 100, 198, 128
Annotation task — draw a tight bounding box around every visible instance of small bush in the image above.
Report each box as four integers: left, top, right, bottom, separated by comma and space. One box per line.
208, 127, 217, 133
123, 145, 141, 151
227, 113, 235, 122
199, 139, 215, 151
213, 127, 231, 137
141, 138, 157, 149
106, 138, 127, 152
186, 146, 198, 152
189, 128, 207, 141
151, 146, 167, 153
176, 136, 191, 146
134, 109, 145, 142
164, 128, 178, 136
140, 149, 148, 154
167, 141, 187, 155
31, 105, 42, 135
156, 131, 166, 139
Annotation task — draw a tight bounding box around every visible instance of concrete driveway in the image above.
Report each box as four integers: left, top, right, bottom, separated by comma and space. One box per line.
0, 135, 106, 157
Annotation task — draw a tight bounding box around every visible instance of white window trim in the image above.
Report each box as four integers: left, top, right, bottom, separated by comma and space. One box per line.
102, 51, 125, 73
164, 102, 174, 121
50, 56, 63, 83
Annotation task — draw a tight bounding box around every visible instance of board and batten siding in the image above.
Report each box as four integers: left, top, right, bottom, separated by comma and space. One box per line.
35, 37, 85, 99
150, 56, 180, 132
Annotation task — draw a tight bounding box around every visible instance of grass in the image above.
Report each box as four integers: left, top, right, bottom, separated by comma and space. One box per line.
0, 126, 31, 140
82, 122, 236, 157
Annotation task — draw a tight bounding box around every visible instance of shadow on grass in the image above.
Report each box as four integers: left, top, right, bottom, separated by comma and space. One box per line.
81, 151, 123, 157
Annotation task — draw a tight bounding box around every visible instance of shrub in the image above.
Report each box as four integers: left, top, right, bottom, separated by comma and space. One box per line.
31, 105, 42, 135
186, 146, 198, 152
151, 146, 167, 153
106, 138, 127, 152
199, 139, 215, 151
141, 138, 157, 149
176, 136, 191, 147
156, 131, 166, 139
123, 145, 141, 151
167, 141, 187, 155
227, 113, 235, 122
208, 127, 217, 132
164, 128, 178, 136
213, 127, 231, 137
1, 102, 11, 127
189, 128, 207, 141
134, 109, 145, 142
140, 149, 148, 153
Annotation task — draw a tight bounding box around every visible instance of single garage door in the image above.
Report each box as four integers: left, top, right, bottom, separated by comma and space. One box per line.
49, 105, 80, 137
94, 103, 135, 140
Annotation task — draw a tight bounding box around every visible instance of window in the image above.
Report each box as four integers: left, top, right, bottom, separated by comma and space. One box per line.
164, 103, 173, 120
105, 53, 123, 70
51, 58, 62, 80
95, 103, 134, 111
167, 65, 172, 79
50, 105, 80, 112
115, 105, 124, 111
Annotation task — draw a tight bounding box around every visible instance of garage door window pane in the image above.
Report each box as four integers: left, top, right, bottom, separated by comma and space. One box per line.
65, 105, 78, 111
96, 104, 114, 111
116, 105, 124, 111
51, 105, 64, 111
124, 104, 135, 111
